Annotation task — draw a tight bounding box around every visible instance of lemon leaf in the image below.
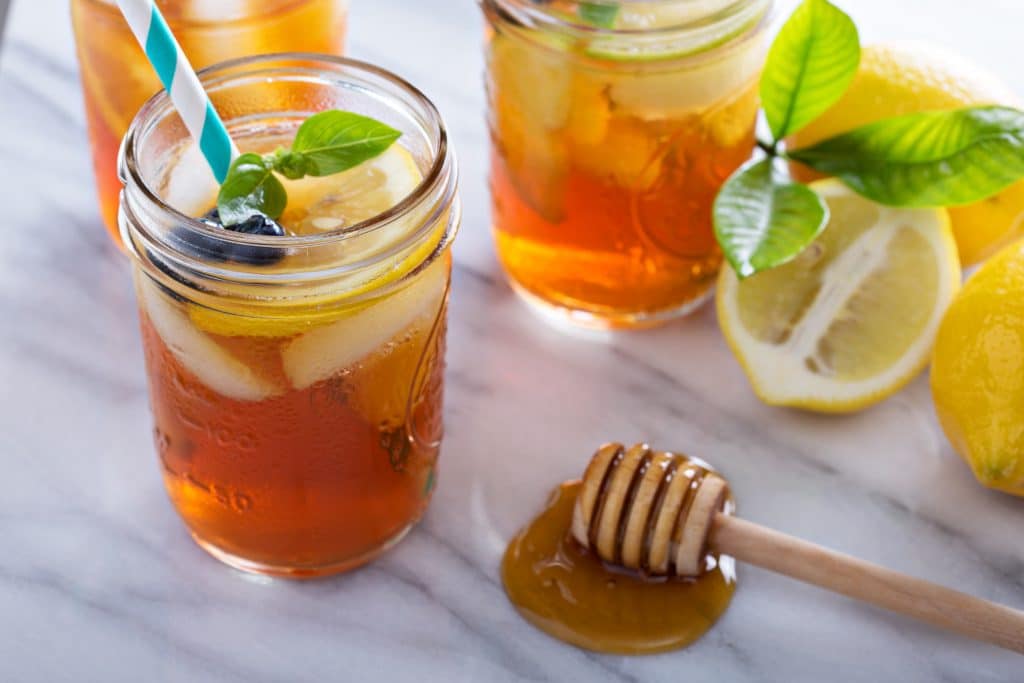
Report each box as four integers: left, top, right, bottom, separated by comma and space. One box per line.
761, 0, 859, 142
217, 153, 287, 224
292, 111, 402, 177
714, 158, 829, 277
788, 105, 1024, 207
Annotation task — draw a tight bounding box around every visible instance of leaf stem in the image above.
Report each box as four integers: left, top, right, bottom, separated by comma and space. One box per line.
756, 138, 778, 156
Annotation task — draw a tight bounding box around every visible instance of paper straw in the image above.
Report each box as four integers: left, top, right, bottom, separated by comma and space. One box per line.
114, 0, 239, 182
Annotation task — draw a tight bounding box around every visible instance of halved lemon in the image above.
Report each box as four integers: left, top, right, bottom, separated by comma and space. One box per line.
716, 180, 961, 413
187, 145, 439, 338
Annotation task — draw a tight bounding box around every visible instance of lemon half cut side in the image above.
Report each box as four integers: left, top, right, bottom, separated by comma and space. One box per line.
717, 180, 961, 413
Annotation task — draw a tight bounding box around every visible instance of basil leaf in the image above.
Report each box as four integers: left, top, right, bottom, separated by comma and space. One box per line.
714, 158, 829, 277
216, 153, 287, 225
578, 2, 618, 28
291, 111, 402, 177
789, 106, 1024, 207
761, 0, 859, 142
268, 147, 310, 180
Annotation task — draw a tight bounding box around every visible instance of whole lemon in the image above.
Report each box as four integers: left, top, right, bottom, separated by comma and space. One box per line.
789, 43, 1024, 267
931, 239, 1024, 496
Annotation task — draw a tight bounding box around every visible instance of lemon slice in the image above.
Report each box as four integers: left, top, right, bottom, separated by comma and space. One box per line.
590, 4, 766, 119
716, 180, 961, 412
585, 1, 764, 63
614, 1, 737, 30
188, 146, 432, 338
490, 32, 571, 132
605, 44, 763, 119
280, 145, 422, 234
489, 32, 572, 220
282, 256, 448, 390
76, 27, 159, 137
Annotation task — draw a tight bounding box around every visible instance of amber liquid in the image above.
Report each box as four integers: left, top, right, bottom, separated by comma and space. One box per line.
70, 0, 348, 243
502, 482, 736, 654
486, 24, 759, 327
138, 261, 449, 576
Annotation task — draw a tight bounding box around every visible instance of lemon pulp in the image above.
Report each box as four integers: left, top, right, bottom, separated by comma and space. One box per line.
717, 180, 961, 413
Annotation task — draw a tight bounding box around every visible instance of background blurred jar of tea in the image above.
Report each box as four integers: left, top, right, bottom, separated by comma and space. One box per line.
483, 0, 772, 328
70, 0, 350, 243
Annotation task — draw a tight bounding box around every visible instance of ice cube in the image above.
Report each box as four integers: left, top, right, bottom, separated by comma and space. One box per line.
163, 141, 218, 216
139, 278, 280, 402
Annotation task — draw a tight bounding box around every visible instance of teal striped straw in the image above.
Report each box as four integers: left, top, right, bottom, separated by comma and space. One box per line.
114, 0, 238, 182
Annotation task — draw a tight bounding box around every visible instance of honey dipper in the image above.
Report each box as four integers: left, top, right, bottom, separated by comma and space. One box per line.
571, 443, 1024, 654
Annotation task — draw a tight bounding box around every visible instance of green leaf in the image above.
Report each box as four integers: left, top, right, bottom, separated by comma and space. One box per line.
578, 2, 618, 28
267, 147, 309, 180
216, 153, 287, 225
788, 105, 1024, 207
291, 111, 402, 177
713, 158, 829, 277
213, 110, 399, 226
760, 0, 859, 142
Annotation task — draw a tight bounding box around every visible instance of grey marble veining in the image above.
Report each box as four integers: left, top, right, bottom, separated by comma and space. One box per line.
1, 0, 1023, 681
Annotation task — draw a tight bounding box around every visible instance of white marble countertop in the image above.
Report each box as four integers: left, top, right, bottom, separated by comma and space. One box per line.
2, 0, 1023, 680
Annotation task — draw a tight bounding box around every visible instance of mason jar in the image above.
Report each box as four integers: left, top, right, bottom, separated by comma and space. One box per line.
483, 0, 772, 328
119, 54, 459, 577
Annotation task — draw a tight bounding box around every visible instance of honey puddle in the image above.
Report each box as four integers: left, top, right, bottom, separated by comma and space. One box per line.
501, 481, 736, 654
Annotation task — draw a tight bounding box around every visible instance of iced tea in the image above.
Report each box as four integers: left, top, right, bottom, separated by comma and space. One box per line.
119, 56, 459, 576
72, 0, 349, 243
484, 0, 771, 327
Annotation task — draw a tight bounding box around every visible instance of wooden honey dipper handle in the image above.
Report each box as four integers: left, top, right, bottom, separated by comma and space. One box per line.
710, 514, 1024, 655
574, 443, 1024, 655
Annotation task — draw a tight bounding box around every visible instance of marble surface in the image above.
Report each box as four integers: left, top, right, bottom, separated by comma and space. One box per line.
2, 0, 1023, 680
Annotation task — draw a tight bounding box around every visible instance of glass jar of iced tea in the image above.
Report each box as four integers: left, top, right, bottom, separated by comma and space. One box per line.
71, 0, 350, 243
483, 0, 772, 328
119, 55, 459, 577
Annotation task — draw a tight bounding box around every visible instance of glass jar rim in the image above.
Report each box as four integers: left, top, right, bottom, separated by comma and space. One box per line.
485, 0, 770, 39
120, 52, 453, 256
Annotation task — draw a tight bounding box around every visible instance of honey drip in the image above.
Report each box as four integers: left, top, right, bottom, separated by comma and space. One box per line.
501, 482, 736, 654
